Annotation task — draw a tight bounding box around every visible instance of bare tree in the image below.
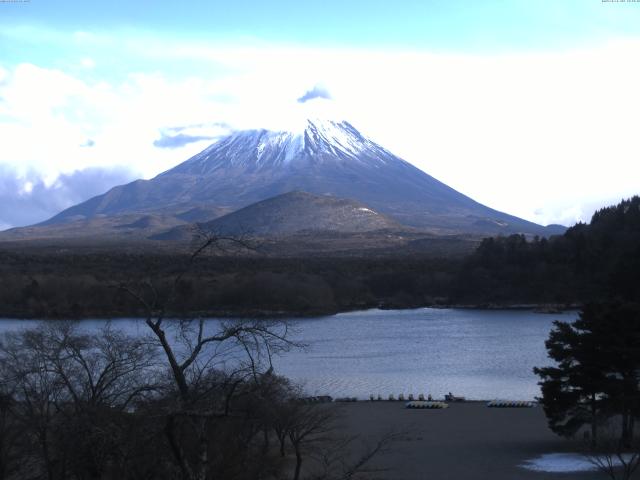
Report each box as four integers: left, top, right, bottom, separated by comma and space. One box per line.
583, 423, 640, 480
0, 391, 19, 480
309, 429, 401, 480
287, 403, 338, 480
275, 400, 401, 480
119, 232, 299, 480
0, 322, 159, 480
0, 231, 397, 480
0, 327, 67, 480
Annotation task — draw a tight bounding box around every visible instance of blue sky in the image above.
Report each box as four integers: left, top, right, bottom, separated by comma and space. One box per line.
4, 1, 640, 51
1, 0, 640, 228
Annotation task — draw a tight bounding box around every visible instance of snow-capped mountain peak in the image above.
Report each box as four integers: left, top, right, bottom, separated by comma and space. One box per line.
304, 118, 368, 156
169, 118, 394, 175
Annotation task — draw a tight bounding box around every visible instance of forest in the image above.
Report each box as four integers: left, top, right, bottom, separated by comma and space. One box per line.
0, 196, 638, 319
456, 195, 640, 305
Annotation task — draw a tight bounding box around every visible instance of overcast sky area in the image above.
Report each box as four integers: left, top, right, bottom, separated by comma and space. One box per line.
1, 0, 640, 230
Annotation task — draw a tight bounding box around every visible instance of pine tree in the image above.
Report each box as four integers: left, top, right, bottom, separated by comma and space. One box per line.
534, 302, 640, 446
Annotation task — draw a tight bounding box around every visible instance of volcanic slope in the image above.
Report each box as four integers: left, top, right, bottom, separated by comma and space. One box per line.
34, 118, 563, 236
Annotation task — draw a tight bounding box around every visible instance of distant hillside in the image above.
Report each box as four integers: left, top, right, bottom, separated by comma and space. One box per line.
150, 191, 481, 256
187, 191, 403, 236
0, 213, 187, 244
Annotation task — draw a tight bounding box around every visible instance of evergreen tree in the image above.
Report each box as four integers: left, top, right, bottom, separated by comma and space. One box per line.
534, 302, 640, 446
534, 312, 608, 444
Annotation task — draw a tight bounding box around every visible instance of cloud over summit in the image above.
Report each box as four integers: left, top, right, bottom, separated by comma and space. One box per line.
297, 85, 332, 103
153, 133, 216, 149
153, 123, 230, 149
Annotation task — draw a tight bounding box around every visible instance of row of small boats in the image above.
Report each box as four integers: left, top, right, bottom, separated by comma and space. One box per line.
406, 399, 536, 409
369, 393, 434, 402
305, 395, 536, 408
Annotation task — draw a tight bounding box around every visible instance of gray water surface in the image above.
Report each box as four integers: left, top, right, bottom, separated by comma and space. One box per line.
0, 308, 576, 401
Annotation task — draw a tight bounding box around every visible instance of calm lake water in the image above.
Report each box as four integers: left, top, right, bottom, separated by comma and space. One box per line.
0, 308, 577, 401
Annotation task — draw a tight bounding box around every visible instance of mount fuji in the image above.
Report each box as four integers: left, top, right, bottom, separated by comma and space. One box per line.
7, 118, 563, 243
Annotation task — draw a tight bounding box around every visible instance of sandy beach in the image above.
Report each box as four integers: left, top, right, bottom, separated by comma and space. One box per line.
334, 402, 602, 480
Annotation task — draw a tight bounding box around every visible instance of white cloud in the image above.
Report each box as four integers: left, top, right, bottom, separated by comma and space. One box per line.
1, 37, 640, 226
0, 166, 136, 229
80, 58, 96, 68
0, 63, 221, 180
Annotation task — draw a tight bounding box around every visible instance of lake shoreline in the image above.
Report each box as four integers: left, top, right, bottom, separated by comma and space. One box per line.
0, 302, 580, 321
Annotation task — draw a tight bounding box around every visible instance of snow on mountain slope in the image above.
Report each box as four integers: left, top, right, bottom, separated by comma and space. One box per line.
167, 119, 395, 174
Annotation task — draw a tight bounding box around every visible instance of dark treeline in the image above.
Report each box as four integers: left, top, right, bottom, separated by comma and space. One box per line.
456, 196, 640, 305
0, 252, 460, 318
1, 196, 639, 318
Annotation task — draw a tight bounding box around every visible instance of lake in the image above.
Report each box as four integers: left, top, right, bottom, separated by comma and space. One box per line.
0, 308, 577, 401
274, 308, 576, 401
